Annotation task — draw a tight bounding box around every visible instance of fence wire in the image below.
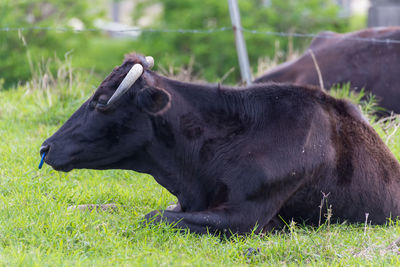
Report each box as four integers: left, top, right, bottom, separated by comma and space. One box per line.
1, 25, 400, 45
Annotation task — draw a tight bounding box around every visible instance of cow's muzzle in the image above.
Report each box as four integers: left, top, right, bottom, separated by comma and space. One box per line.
38, 143, 73, 172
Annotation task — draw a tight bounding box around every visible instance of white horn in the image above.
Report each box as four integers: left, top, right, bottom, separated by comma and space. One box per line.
145, 56, 154, 69
107, 64, 144, 106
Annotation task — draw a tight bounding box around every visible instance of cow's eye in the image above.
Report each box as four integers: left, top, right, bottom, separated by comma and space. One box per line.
98, 95, 108, 104
89, 97, 108, 111
97, 99, 107, 106
96, 102, 106, 109
94, 95, 109, 110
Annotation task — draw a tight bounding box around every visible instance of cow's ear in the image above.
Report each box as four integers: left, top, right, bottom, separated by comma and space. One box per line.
135, 86, 171, 115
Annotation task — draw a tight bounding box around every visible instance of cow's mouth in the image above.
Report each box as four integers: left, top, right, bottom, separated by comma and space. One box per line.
52, 164, 74, 172
42, 152, 75, 172
44, 154, 125, 172
44, 158, 74, 172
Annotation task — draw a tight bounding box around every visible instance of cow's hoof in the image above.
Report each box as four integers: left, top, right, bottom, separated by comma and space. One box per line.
142, 210, 166, 228
67, 203, 119, 212
144, 210, 162, 222
166, 201, 181, 212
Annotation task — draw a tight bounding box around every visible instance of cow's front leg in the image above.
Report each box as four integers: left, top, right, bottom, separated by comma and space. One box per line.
144, 208, 260, 235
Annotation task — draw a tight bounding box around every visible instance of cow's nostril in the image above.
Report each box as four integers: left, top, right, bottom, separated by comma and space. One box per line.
40, 145, 50, 155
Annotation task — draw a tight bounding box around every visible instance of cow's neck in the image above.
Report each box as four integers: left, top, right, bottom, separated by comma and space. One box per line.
143, 76, 247, 212
143, 115, 217, 212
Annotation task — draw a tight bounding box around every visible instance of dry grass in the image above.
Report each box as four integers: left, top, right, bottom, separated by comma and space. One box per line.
253, 39, 301, 78
158, 56, 204, 83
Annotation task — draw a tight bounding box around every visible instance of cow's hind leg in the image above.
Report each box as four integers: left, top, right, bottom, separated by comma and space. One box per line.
143, 209, 259, 236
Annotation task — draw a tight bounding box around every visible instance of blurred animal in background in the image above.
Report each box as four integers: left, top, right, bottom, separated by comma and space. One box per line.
254, 27, 400, 114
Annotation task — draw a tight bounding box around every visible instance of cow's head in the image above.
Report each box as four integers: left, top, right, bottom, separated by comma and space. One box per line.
40, 53, 171, 172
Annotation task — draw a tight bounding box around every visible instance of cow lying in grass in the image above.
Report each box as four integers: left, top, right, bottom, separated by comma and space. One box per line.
40, 53, 400, 235
254, 27, 400, 114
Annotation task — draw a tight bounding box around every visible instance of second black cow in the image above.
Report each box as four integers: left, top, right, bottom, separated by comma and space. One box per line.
40, 53, 400, 235
255, 27, 400, 114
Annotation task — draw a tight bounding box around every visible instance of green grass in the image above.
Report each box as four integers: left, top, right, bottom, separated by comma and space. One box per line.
1, 66, 400, 266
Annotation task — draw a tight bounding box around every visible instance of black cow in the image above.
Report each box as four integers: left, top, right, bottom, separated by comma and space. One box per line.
40, 53, 400, 235
254, 27, 400, 114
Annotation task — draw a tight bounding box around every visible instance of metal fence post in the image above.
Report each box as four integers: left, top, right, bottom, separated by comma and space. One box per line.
228, 0, 252, 85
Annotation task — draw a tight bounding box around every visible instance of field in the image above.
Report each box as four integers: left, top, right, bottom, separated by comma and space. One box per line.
1, 62, 400, 266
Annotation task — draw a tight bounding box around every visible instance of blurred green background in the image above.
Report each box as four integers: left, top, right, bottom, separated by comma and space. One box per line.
0, 0, 365, 89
